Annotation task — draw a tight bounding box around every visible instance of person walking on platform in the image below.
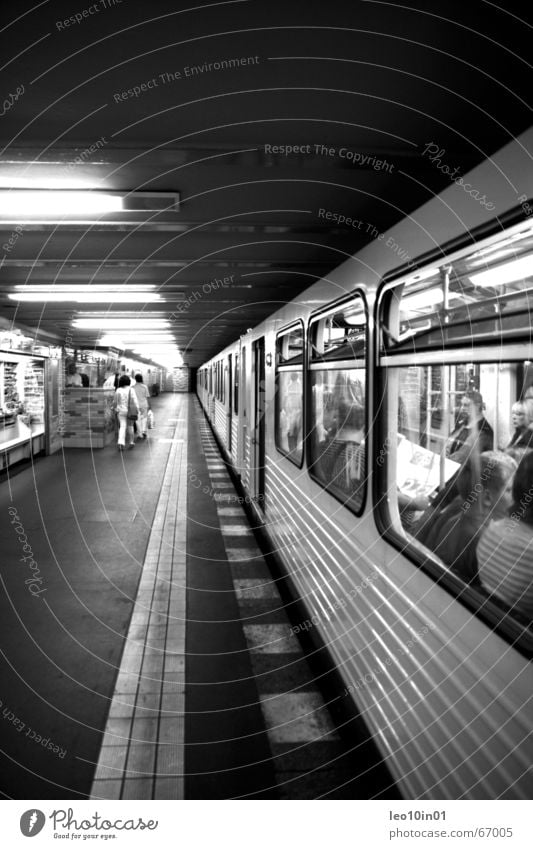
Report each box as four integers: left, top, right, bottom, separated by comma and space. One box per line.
112, 375, 140, 451
132, 373, 151, 440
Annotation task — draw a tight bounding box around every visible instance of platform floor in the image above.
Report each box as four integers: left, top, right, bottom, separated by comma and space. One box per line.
0, 394, 399, 800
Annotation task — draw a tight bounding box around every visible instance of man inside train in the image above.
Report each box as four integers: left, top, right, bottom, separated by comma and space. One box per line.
446, 390, 494, 463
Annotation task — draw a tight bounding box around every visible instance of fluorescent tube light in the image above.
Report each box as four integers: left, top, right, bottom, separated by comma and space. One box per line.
10, 292, 162, 303
0, 190, 123, 215
469, 254, 533, 288
74, 318, 169, 329
15, 284, 156, 291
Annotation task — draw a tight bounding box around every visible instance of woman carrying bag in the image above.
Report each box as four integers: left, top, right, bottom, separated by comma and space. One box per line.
112, 375, 140, 451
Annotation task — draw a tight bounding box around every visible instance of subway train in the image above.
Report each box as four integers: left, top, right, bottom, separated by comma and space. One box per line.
197, 128, 533, 800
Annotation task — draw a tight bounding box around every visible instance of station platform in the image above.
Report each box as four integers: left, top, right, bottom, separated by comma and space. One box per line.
0, 394, 399, 800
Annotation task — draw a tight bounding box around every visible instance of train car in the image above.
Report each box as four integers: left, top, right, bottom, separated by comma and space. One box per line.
197, 128, 533, 800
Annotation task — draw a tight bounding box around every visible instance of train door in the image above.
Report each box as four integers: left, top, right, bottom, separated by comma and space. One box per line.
252, 337, 266, 506
227, 354, 232, 452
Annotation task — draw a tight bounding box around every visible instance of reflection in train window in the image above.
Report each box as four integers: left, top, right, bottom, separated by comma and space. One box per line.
379, 222, 533, 641
275, 323, 303, 465
386, 360, 533, 628
308, 297, 366, 513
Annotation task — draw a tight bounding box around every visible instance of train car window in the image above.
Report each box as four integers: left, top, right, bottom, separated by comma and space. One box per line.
383, 228, 533, 353
217, 361, 223, 401
241, 346, 246, 417
308, 296, 367, 514
378, 218, 533, 649
277, 325, 303, 363
275, 322, 304, 466
234, 354, 239, 414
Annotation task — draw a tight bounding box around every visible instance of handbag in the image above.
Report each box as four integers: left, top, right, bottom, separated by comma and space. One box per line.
147, 409, 155, 429
127, 389, 138, 422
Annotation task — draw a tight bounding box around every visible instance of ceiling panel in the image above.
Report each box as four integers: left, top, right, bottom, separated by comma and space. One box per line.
0, 0, 530, 367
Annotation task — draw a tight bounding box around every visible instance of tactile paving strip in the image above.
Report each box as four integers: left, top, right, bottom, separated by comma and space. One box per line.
90, 400, 188, 799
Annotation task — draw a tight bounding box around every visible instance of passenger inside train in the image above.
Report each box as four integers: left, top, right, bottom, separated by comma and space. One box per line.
311, 372, 366, 508
477, 450, 533, 621
505, 400, 533, 449
445, 390, 494, 463
432, 451, 516, 585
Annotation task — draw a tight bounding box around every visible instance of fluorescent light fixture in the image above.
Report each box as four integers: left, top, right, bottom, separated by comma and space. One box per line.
402, 288, 445, 311
15, 284, 156, 291
0, 177, 102, 190
0, 190, 123, 215
74, 318, 169, 329
470, 228, 533, 259
0, 190, 180, 217
11, 291, 162, 303
97, 335, 175, 345
469, 254, 533, 288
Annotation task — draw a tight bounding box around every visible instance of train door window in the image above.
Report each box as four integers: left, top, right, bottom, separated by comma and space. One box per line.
275, 322, 304, 466
378, 217, 533, 649
308, 295, 367, 513
216, 361, 222, 400
241, 346, 246, 418
234, 354, 239, 414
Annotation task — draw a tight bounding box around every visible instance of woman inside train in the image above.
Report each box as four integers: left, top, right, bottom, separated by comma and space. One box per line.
477, 450, 533, 621
505, 400, 533, 450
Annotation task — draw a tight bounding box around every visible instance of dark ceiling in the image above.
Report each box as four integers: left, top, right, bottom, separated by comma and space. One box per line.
0, 0, 531, 368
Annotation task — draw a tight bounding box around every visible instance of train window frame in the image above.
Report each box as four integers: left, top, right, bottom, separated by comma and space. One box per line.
234, 353, 239, 414
306, 291, 368, 517
275, 320, 304, 468
375, 213, 533, 657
